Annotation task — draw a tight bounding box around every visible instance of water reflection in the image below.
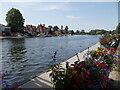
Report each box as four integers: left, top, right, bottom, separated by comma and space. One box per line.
7, 38, 27, 62
2, 39, 28, 84
1, 35, 100, 86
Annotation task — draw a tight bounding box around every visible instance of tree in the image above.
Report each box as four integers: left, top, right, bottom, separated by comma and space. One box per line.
6, 8, 25, 33
80, 30, 85, 34
61, 25, 63, 30
116, 23, 120, 34
65, 26, 69, 34
89, 29, 106, 35
69, 30, 75, 35
48, 25, 53, 34
53, 26, 59, 32
76, 30, 80, 34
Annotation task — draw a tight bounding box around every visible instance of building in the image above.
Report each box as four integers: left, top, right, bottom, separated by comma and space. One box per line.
0, 24, 11, 36
55, 29, 61, 36
25, 24, 50, 36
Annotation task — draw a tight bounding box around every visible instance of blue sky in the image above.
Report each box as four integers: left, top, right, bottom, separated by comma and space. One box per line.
0, 2, 118, 31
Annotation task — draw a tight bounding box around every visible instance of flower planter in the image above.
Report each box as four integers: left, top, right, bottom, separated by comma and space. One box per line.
49, 47, 118, 89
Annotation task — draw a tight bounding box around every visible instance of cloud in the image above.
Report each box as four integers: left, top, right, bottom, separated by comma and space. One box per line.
38, 5, 62, 11
37, 3, 72, 11
67, 15, 80, 19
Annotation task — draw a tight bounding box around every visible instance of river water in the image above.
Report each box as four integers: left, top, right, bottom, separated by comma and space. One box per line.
1, 35, 100, 86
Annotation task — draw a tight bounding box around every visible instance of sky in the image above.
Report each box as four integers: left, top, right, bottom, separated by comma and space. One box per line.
0, 1, 118, 31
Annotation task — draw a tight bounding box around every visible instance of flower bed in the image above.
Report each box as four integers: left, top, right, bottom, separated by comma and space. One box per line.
100, 34, 120, 50
49, 47, 119, 89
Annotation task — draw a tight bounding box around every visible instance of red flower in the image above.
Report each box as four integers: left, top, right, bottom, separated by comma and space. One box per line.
73, 84, 77, 89
74, 72, 78, 77
75, 79, 79, 83
96, 62, 106, 68
13, 82, 19, 87
100, 63, 106, 68
100, 74, 108, 80
94, 57, 97, 59
78, 65, 83, 69
69, 68, 73, 73
109, 47, 115, 50
98, 52, 102, 56
84, 71, 90, 75
82, 77, 90, 82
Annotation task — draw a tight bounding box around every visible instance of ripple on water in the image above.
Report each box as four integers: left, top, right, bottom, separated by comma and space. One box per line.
2, 35, 100, 86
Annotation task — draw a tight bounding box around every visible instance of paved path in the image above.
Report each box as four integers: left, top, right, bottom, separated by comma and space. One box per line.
19, 42, 100, 89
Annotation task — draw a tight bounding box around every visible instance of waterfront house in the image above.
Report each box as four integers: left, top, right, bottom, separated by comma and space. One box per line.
37, 24, 50, 35
55, 29, 61, 36
44, 27, 49, 35
25, 24, 52, 36
25, 25, 37, 36
0, 24, 11, 36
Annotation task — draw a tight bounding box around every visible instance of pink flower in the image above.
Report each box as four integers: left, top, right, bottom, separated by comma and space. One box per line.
82, 77, 90, 82
100, 74, 108, 80
84, 71, 90, 75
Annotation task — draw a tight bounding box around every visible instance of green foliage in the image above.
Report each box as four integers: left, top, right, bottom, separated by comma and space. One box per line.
64, 26, 69, 34
6, 8, 25, 33
69, 30, 75, 35
53, 26, 59, 32
80, 30, 85, 34
48, 26, 53, 34
89, 29, 106, 35
49, 47, 118, 89
75, 30, 80, 34
114, 23, 120, 34
48, 64, 65, 89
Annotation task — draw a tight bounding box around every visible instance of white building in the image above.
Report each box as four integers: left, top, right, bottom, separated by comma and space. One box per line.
0, 24, 11, 36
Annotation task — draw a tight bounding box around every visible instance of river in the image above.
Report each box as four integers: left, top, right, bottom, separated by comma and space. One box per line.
1, 35, 100, 86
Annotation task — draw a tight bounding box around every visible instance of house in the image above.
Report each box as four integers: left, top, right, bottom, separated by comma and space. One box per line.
25, 25, 37, 36
0, 24, 11, 36
55, 29, 61, 36
44, 27, 49, 35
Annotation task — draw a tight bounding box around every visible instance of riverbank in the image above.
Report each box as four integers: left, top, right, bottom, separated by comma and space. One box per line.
0, 36, 25, 39
18, 42, 100, 88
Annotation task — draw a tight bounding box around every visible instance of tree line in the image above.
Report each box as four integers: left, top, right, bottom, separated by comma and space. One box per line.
5, 8, 120, 35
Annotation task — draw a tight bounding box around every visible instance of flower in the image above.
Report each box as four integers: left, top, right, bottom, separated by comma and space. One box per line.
100, 74, 108, 80
84, 71, 90, 75
13, 82, 19, 87
73, 84, 77, 89
109, 47, 115, 50
96, 62, 106, 69
49, 46, 116, 89
68, 67, 74, 73
78, 65, 83, 69
74, 71, 78, 77
82, 77, 90, 82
